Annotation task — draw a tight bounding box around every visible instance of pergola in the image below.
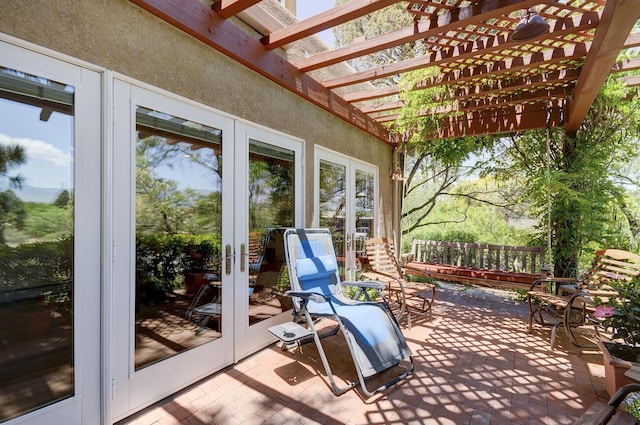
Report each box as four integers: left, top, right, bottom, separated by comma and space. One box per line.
132, 0, 640, 145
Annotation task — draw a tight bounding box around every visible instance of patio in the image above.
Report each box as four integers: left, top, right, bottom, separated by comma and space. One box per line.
119, 282, 610, 425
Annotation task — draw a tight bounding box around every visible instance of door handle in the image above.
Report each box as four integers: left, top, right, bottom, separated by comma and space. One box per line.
224, 244, 234, 276
240, 243, 246, 273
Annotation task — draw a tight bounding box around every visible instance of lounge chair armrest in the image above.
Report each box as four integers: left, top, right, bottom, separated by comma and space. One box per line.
285, 290, 328, 304
342, 280, 386, 290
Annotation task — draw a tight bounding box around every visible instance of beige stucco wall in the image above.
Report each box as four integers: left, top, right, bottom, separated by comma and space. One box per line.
0, 0, 395, 236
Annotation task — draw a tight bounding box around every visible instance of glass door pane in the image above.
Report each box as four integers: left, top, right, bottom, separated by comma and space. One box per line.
247, 140, 295, 325
319, 160, 347, 276
317, 152, 378, 280
112, 82, 234, 420
354, 169, 375, 263
134, 106, 224, 369
0, 68, 75, 422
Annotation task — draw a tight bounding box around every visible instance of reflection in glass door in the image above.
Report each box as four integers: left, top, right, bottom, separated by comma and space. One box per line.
354, 169, 375, 260
0, 43, 100, 425
318, 160, 347, 274
134, 106, 224, 369
246, 140, 295, 326
234, 123, 302, 360
0, 67, 76, 423
317, 151, 377, 280
111, 83, 234, 420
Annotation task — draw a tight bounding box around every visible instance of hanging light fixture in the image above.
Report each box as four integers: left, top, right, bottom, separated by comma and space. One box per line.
511, 7, 550, 41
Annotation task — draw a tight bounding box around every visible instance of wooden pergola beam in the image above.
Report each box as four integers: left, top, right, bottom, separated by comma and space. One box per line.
212, 0, 261, 19
344, 43, 585, 102
621, 75, 640, 87
623, 32, 640, 49
565, 0, 640, 133
129, 0, 391, 143
612, 58, 640, 73
363, 70, 578, 116
294, 0, 543, 73
261, 0, 398, 49
435, 102, 564, 139
323, 14, 598, 89
374, 86, 569, 123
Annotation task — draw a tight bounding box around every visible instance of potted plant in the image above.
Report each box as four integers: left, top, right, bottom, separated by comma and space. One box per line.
593, 276, 640, 396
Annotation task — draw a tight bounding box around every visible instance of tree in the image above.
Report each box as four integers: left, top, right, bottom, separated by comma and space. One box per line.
0, 143, 26, 244
135, 136, 222, 236
396, 73, 640, 277
499, 80, 640, 276
333, 1, 421, 77
53, 189, 70, 208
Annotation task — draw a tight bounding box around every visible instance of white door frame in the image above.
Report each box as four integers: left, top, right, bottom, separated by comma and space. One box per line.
233, 122, 304, 361
109, 80, 236, 421
314, 147, 379, 279
0, 39, 102, 425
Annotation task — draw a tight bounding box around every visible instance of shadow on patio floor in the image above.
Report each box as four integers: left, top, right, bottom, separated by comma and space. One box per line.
120, 282, 609, 425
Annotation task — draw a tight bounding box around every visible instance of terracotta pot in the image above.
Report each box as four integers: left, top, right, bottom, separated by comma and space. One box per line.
595, 338, 638, 396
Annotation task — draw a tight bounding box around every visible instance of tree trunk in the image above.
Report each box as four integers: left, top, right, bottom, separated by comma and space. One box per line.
552, 136, 580, 278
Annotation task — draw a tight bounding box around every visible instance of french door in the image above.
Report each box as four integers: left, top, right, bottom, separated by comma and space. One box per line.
315, 148, 378, 280
233, 123, 303, 360
0, 41, 101, 424
110, 81, 302, 421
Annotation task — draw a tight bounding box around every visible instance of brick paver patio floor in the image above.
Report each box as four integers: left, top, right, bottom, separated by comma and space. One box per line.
119, 282, 609, 425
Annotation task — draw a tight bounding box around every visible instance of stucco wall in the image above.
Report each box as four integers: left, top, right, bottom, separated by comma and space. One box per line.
0, 0, 394, 235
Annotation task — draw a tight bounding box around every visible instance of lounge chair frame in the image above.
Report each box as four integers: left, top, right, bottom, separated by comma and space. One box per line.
274, 228, 414, 397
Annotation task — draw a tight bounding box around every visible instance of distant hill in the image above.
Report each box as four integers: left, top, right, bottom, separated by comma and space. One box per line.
0, 181, 66, 203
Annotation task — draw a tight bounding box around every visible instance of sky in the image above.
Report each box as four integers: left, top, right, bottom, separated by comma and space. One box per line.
0, 98, 73, 195
296, 0, 336, 47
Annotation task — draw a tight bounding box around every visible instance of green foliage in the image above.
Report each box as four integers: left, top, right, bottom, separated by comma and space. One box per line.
342, 283, 379, 301
249, 156, 295, 230
486, 80, 640, 275
18, 202, 71, 240
403, 174, 532, 251
0, 236, 72, 291
0, 190, 26, 244
594, 277, 640, 347
334, 0, 419, 75
275, 265, 290, 292
53, 190, 71, 208
136, 234, 222, 294
0, 143, 25, 188
136, 135, 223, 236
623, 392, 640, 420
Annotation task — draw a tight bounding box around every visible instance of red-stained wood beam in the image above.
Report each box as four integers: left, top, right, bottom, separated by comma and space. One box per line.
363, 71, 577, 116
129, 0, 391, 144
565, 0, 640, 133
346, 42, 589, 102
212, 0, 262, 19
621, 75, 640, 87
323, 13, 598, 89
435, 102, 564, 139
360, 100, 403, 114
623, 32, 640, 49
261, 0, 398, 49
612, 58, 640, 73
374, 86, 569, 123
294, 0, 544, 72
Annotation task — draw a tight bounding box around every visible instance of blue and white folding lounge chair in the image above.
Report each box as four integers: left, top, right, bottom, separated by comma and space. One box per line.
270, 228, 414, 396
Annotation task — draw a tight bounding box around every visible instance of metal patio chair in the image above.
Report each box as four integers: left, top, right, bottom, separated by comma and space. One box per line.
269, 228, 414, 397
